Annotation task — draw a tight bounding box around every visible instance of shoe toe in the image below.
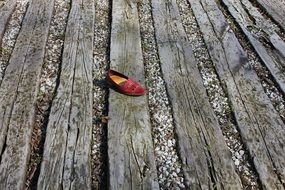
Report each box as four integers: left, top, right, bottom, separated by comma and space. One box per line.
134, 86, 145, 95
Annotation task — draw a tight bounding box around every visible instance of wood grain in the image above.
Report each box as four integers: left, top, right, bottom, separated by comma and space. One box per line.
188, 0, 285, 188
108, 0, 159, 189
37, 0, 94, 189
152, 0, 242, 189
0, 0, 54, 189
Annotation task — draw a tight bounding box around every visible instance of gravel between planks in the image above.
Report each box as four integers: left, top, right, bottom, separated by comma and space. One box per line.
138, 0, 185, 189
92, 0, 110, 188
177, 0, 260, 188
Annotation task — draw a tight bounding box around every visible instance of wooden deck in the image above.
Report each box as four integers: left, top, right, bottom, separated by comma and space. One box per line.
0, 0, 285, 189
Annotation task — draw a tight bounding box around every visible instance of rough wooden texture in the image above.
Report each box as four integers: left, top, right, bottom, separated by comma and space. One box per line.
37, 0, 94, 189
221, 0, 285, 94
0, 0, 16, 47
152, 0, 242, 189
188, 0, 285, 188
108, 0, 159, 189
254, 0, 285, 31
0, 0, 54, 189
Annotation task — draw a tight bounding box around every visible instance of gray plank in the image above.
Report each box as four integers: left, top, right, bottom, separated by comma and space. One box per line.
222, 0, 285, 95
0, 0, 54, 189
255, 0, 285, 31
108, 0, 159, 189
0, 0, 16, 47
187, 0, 285, 188
152, 0, 242, 189
242, 0, 285, 61
37, 0, 94, 189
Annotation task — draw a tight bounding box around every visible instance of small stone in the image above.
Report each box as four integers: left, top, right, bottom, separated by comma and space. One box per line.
234, 159, 240, 166
176, 168, 181, 173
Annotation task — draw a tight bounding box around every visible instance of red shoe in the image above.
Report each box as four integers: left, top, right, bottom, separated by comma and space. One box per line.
106, 69, 145, 96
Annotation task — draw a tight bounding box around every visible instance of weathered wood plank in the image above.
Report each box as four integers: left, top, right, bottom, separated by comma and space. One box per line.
0, 0, 17, 47
254, 0, 285, 31
221, 0, 285, 95
152, 0, 242, 189
37, 0, 94, 189
187, 0, 285, 188
242, 0, 285, 61
108, 0, 159, 189
0, 0, 54, 189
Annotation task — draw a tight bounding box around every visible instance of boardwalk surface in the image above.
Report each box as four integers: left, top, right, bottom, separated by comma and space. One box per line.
188, 0, 285, 188
152, 0, 242, 188
37, 0, 94, 189
0, 0, 284, 189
